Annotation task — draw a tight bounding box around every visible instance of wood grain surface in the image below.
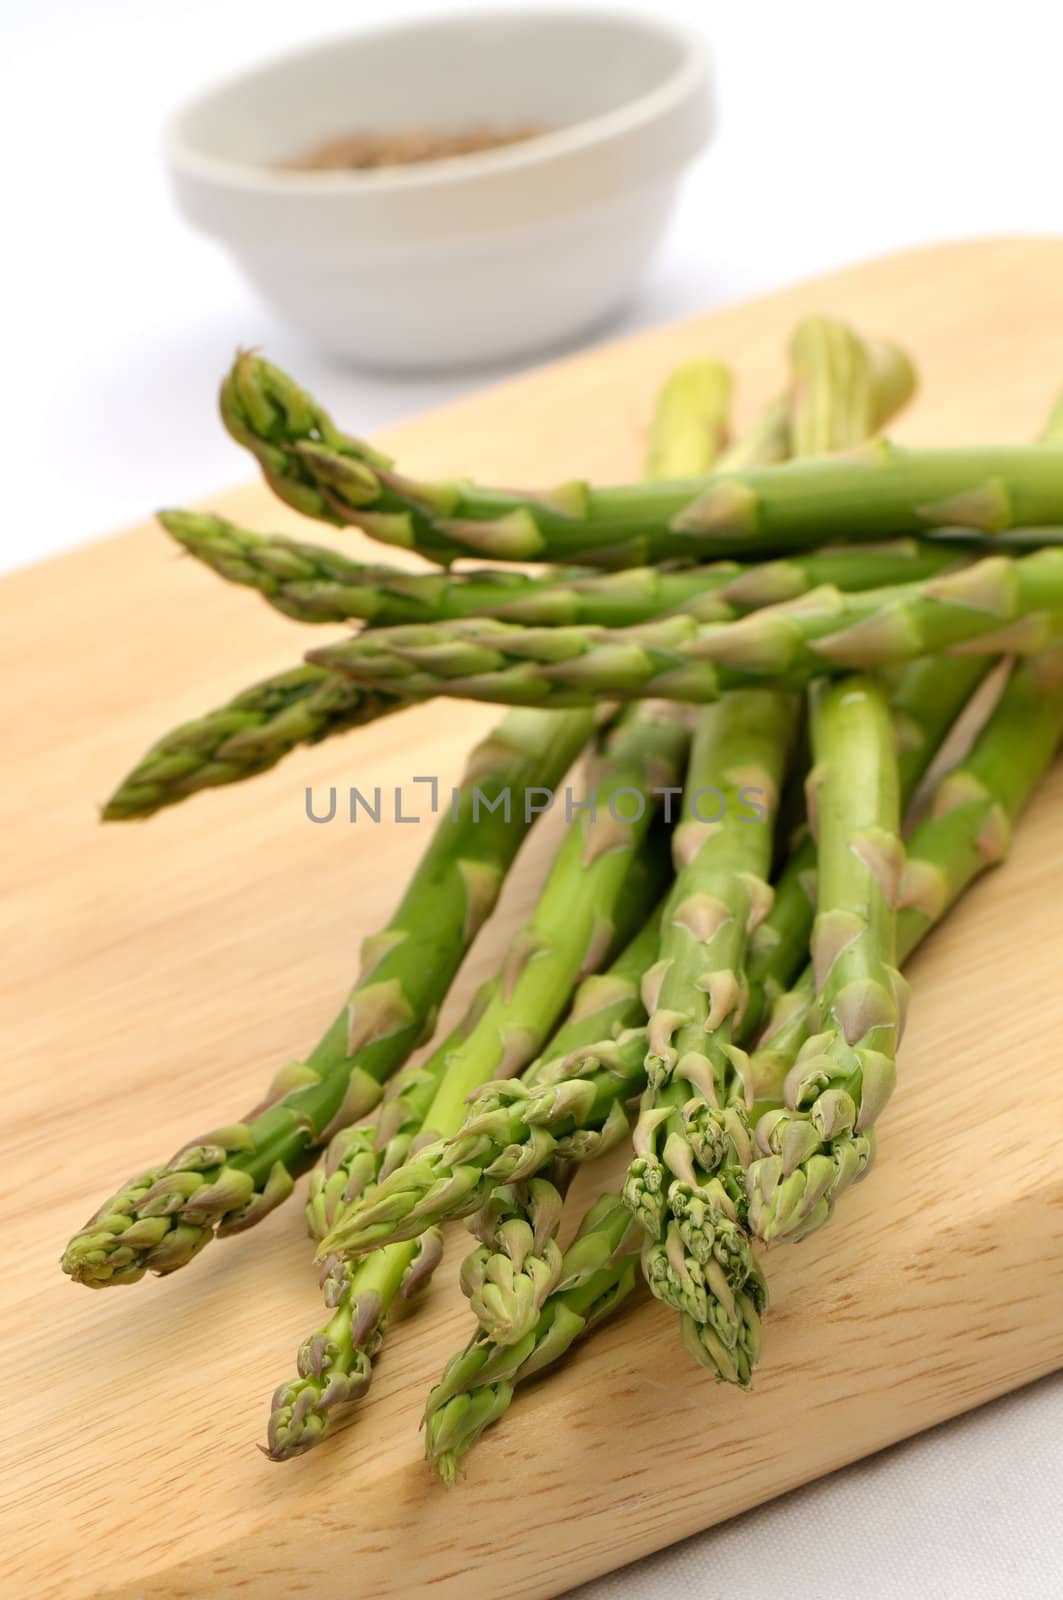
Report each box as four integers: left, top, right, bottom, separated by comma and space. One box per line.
4, 238, 1063, 1600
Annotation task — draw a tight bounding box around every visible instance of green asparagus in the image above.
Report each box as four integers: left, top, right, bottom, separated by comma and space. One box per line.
309, 911, 657, 1282
265, 849, 666, 1459
101, 665, 399, 820
746, 648, 1063, 1242
459, 1176, 570, 1349
743, 653, 989, 1034
643, 359, 732, 479
317, 703, 690, 1263
224, 358, 1044, 570
307, 548, 1063, 708
744, 386, 1063, 1085
273, 349, 728, 1423
63, 707, 593, 1287
265, 1044, 456, 1460
627, 333, 863, 1362
746, 676, 907, 1242
715, 329, 915, 470
424, 1192, 640, 1485
624, 693, 795, 1294
168, 509, 964, 631
307, 326, 924, 1272
449, 906, 666, 1350
786, 316, 875, 454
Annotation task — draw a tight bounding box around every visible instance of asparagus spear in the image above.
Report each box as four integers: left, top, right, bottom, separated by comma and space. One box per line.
102, 665, 398, 821
714, 331, 915, 471
786, 316, 874, 454
271, 348, 728, 1441
714, 396, 791, 472
628, 323, 872, 1352
317, 702, 690, 1263
746, 648, 1063, 1242
307, 548, 1063, 707
743, 653, 989, 1034
224, 355, 1032, 570
422, 650, 1063, 1434
459, 1176, 571, 1349
643, 360, 732, 479
433, 649, 1062, 1364
624, 694, 794, 1306
174, 331, 913, 626
301, 345, 724, 1330
312, 325, 919, 1261
449, 909, 662, 1349
113, 330, 923, 823
266, 1045, 456, 1461
744, 676, 907, 1244
346, 1025, 649, 1253
440, 322, 878, 1352
62, 706, 593, 1287
745, 389, 1063, 1241
424, 1192, 640, 1485
265, 855, 666, 1459
162, 510, 963, 632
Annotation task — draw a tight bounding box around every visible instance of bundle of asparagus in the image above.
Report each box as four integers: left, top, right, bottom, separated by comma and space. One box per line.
62, 314, 1063, 1489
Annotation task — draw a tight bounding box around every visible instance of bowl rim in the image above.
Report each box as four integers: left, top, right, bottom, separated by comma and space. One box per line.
164, 4, 710, 195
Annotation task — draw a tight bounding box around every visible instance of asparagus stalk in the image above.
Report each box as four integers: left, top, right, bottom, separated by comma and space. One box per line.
624, 694, 794, 1310
224, 355, 1023, 569
862, 338, 919, 436
694, 323, 921, 1033
744, 390, 1063, 1240
745, 676, 907, 1243
271, 350, 731, 1436
307, 547, 1063, 708
101, 665, 399, 820
168, 335, 918, 629
320, 960, 653, 1248
317, 703, 690, 1264
786, 316, 875, 454
62, 707, 593, 1287
743, 653, 989, 1034
339, 338, 940, 1370
266, 1042, 457, 1460
265, 853, 666, 1459
165, 509, 962, 631
115, 328, 922, 822
160, 510, 594, 627
314, 327, 922, 1262
746, 648, 1063, 1242
628, 327, 869, 1359
441, 329, 866, 1354
459, 1175, 571, 1349
714, 332, 915, 471
424, 1192, 640, 1485
301, 349, 720, 1345
450, 907, 663, 1349
643, 360, 732, 479
714, 396, 790, 472
895, 651, 1063, 949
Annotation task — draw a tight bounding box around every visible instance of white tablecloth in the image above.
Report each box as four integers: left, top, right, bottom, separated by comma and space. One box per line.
5, 2, 1061, 1594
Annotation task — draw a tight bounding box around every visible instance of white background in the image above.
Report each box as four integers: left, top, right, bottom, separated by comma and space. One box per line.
3, 1, 1061, 1594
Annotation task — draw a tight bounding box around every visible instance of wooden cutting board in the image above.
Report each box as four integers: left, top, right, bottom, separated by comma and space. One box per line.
5, 238, 1063, 1600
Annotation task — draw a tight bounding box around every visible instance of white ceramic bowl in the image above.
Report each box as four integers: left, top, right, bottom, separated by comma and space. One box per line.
164, 7, 712, 370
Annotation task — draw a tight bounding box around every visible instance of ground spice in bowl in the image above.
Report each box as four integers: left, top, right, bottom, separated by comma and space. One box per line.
282, 124, 545, 172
